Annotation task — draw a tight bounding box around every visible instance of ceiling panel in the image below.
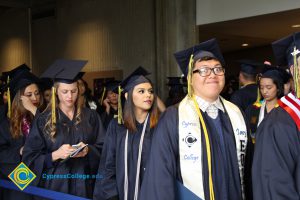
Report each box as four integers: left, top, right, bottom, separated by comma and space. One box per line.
198, 8, 300, 52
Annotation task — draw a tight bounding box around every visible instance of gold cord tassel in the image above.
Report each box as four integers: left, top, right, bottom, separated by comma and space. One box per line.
293, 47, 300, 98
100, 87, 106, 105
253, 74, 261, 107
51, 87, 56, 127
7, 76, 11, 119
187, 54, 194, 98
117, 86, 123, 124
192, 96, 215, 200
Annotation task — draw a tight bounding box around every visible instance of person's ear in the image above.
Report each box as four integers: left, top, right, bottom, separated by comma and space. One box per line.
125, 92, 128, 100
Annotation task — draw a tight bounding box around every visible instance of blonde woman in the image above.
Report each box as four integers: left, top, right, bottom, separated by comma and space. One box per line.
23, 59, 105, 199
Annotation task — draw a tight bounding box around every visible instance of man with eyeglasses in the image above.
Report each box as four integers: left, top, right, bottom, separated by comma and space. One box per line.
140, 39, 251, 200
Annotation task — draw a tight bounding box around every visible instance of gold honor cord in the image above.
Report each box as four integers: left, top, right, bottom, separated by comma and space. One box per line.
192, 96, 215, 200
117, 86, 123, 124
51, 87, 56, 126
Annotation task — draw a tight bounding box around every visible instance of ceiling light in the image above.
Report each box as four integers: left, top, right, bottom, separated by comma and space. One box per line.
292, 24, 300, 28
241, 43, 249, 47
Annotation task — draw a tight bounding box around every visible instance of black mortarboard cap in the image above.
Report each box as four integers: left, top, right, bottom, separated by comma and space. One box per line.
167, 77, 183, 86
238, 59, 262, 75
106, 80, 121, 92
120, 66, 151, 93
272, 32, 300, 67
76, 72, 85, 80
9, 70, 40, 98
277, 67, 292, 84
2, 63, 31, 81
41, 59, 87, 83
174, 38, 225, 77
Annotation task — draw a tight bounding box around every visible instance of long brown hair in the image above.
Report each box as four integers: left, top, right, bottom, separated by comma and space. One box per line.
10, 84, 43, 139
44, 81, 82, 140
123, 83, 159, 132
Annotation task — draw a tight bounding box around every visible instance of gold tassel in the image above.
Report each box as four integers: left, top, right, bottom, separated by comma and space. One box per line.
51, 86, 56, 127
187, 54, 194, 98
117, 86, 123, 124
293, 47, 300, 98
253, 74, 262, 107
7, 76, 11, 119
100, 87, 106, 105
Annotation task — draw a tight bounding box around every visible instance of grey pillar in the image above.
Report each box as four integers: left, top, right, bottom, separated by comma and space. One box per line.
154, 0, 198, 101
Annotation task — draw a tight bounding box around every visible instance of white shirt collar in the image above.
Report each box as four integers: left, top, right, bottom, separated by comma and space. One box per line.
195, 95, 225, 113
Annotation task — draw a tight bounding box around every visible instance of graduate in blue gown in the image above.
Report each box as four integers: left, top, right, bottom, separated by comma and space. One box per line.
22, 59, 105, 199
93, 67, 160, 200
100, 80, 121, 131
230, 60, 261, 112
252, 32, 300, 200
140, 39, 251, 200
0, 68, 42, 200
245, 68, 285, 143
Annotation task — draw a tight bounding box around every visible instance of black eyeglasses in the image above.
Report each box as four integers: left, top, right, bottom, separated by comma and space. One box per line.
193, 67, 225, 77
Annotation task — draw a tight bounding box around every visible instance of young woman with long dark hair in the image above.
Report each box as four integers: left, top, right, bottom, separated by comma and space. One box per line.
93, 67, 160, 200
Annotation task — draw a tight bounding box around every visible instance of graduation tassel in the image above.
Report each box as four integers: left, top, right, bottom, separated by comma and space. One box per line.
187, 54, 194, 98
6, 76, 11, 119
293, 47, 300, 98
117, 86, 123, 124
51, 86, 56, 127
253, 74, 262, 107
100, 87, 106, 105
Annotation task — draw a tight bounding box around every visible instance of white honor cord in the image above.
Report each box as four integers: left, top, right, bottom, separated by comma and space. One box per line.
124, 113, 149, 200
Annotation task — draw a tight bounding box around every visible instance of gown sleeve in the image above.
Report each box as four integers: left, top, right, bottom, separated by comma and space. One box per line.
252, 108, 300, 200
230, 91, 242, 109
0, 120, 22, 164
86, 109, 107, 173
93, 119, 119, 200
139, 106, 179, 200
22, 115, 49, 186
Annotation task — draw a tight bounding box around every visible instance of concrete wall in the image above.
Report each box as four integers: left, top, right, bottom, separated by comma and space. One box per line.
0, 8, 30, 72
0, 0, 197, 99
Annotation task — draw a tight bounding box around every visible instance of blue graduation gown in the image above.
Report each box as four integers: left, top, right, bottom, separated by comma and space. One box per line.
252, 106, 300, 200
230, 84, 258, 112
93, 118, 153, 200
100, 108, 118, 131
0, 114, 40, 200
0, 117, 30, 200
139, 106, 245, 200
22, 108, 105, 199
